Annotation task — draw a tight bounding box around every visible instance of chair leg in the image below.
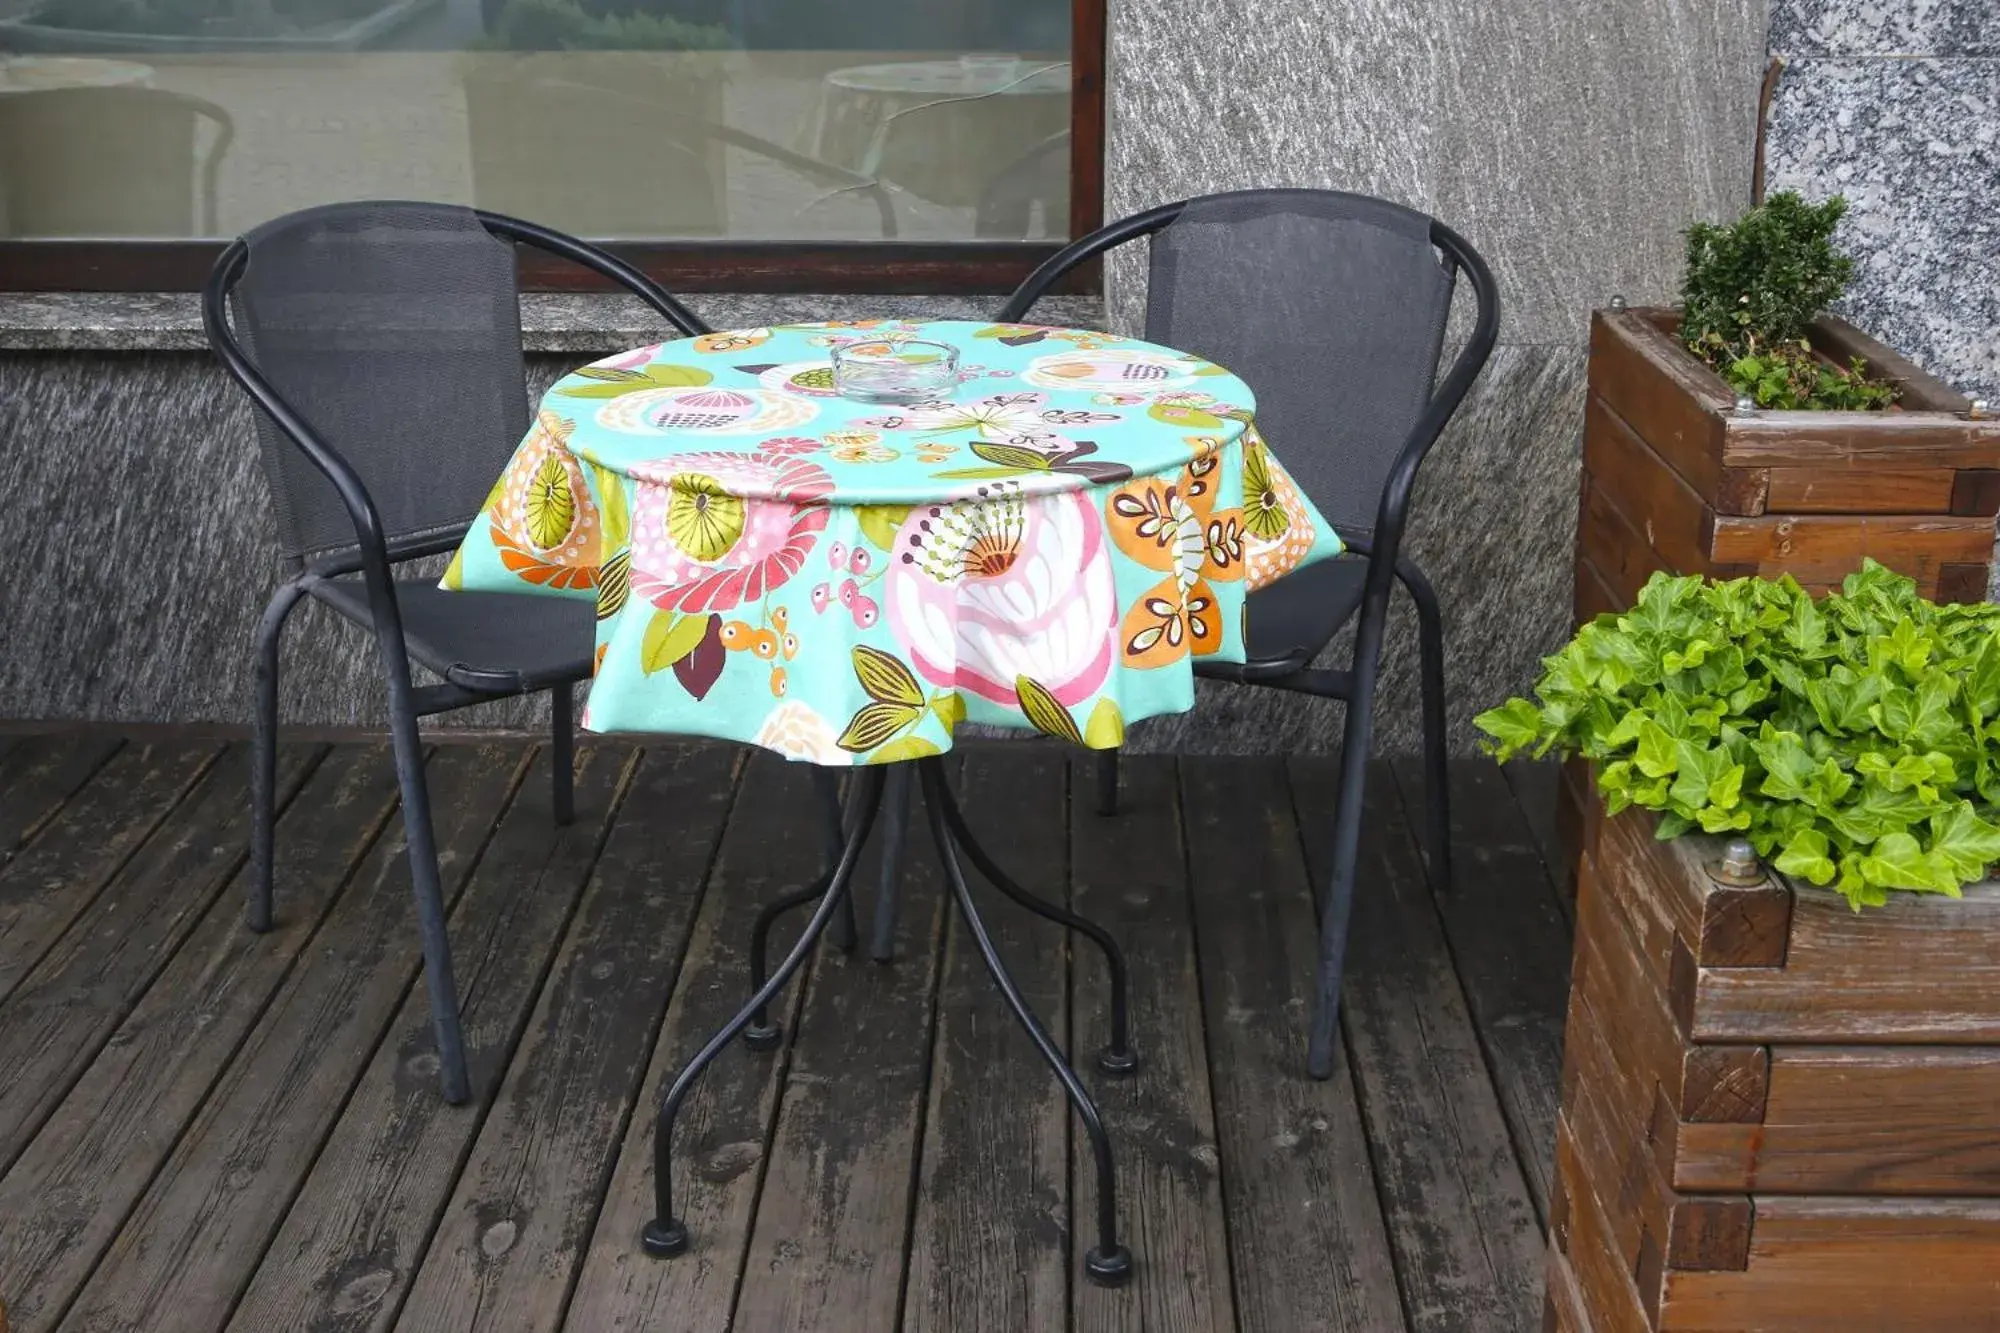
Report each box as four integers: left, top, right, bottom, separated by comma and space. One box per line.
249, 580, 307, 934
1095, 748, 1120, 816
385, 693, 472, 1105
551, 683, 575, 827
1309, 713, 1373, 1081
869, 765, 915, 963
1402, 563, 1452, 892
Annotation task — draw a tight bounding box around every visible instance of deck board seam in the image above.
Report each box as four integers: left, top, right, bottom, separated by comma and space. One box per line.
27, 745, 421, 1333
0, 743, 332, 1184
2, 738, 125, 863
217, 743, 536, 1333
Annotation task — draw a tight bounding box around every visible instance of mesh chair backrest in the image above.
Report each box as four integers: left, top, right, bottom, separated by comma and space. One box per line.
229, 202, 531, 562
1144, 191, 1455, 540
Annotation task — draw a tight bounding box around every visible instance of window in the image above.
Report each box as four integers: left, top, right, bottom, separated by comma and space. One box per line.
0, 0, 1103, 290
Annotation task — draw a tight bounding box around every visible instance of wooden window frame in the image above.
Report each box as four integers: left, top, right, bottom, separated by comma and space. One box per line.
0, 0, 1104, 294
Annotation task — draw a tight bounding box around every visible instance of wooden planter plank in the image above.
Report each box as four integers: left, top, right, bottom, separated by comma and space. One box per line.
1721, 413, 2000, 471
1706, 513, 1994, 584
1660, 1198, 2000, 1331
1764, 466, 1958, 514
1674, 1046, 2000, 1195
1587, 311, 1731, 498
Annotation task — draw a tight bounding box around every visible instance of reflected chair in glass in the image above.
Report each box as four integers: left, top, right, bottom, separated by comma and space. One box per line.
1004, 188, 1498, 1078
465, 78, 901, 240
202, 201, 710, 1104
0, 86, 233, 237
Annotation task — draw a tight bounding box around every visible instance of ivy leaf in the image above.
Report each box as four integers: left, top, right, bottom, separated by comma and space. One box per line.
1473, 698, 1543, 757
1928, 802, 2000, 884
1773, 828, 1837, 885
1634, 720, 1679, 779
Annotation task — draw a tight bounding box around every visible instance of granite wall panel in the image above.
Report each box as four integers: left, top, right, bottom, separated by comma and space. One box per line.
1766, 4, 1999, 400
1104, 0, 1768, 344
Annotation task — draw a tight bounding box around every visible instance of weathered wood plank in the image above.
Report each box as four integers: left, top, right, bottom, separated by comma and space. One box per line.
1543, 1245, 1592, 1333
1722, 412, 2000, 470
902, 747, 1069, 1333
0, 742, 323, 1172
1070, 754, 1235, 1333
0, 741, 222, 1003
49, 745, 530, 1333
1663, 1198, 2000, 1330
1552, 1119, 1649, 1333
1707, 512, 1993, 588
561, 751, 841, 1333
1675, 1046, 2000, 1195
0, 745, 404, 1333
1763, 466, 1957, 514
226, 742, 653, 1333
1292, 758, 1544, 1332
1391, 757, 1571, 1225
0, 735, 122, 861
733, 756, 949, 1333
1587, 311, 1729, 498
1576, 474, 1665, 613
1695, 883, 2000, 1044
1181, 757, 1404, 1333
1583, 396, 1728, 580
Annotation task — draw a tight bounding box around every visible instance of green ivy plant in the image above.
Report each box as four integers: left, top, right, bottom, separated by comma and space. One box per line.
1476, 562, 2000, 909
1679, 191, 1898, 412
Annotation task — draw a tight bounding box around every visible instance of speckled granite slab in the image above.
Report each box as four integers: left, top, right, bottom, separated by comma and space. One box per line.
0, 292, 1106, 354
1767, 1, 1999, 401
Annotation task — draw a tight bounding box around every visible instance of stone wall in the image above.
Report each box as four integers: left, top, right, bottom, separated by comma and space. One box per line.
1101, 0, 1768, 754
1764, 0, 1998, 402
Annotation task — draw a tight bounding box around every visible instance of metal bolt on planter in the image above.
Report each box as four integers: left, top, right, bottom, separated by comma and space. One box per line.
1708, 838, 1766, 887
1609, 294, 1627, 312
1972, 399, 1990, 421
1733, 395, 1757, 416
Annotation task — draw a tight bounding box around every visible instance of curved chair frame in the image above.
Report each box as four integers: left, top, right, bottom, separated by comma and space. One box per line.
203, 203, 709, 1103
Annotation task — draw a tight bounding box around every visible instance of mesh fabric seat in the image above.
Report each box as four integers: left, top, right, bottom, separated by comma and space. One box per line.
205, 201, 708, 1104
990, 187, 1500, 1080
310, 580, 596, 693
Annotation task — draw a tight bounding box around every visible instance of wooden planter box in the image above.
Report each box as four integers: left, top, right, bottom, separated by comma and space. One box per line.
1557, 311, 2000, 906
1548, 796, 2000, 1332
1575, 307, 2000, 624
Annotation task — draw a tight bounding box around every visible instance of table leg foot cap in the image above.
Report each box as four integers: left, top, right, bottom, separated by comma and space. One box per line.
1084, 1244, 1133, 1286
642, 1219, 689, 1258
743, 1021, 783, 1052
1096, 1046, 1139, 1077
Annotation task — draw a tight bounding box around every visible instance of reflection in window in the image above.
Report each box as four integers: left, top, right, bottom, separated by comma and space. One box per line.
0, 0, 1073, 242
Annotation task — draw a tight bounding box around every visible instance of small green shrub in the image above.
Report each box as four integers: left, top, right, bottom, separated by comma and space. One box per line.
1476, 562, 2000, 910
1679, 191, 1897, 411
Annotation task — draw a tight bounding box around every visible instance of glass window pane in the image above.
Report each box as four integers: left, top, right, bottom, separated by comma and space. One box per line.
0, 0, 1072, 242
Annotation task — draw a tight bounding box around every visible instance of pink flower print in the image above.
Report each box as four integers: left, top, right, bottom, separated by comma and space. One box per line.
885, 483, 1116, 708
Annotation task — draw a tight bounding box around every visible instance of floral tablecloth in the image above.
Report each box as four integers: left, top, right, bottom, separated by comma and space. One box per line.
444, 319, 1343, 764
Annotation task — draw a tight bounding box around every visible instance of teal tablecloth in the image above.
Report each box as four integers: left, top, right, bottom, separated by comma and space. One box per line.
445, 319, 1343, 763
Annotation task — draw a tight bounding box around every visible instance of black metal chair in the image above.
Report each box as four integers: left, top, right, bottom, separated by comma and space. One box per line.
1002, 188, 1499, 1080
202, 201, 710, 1104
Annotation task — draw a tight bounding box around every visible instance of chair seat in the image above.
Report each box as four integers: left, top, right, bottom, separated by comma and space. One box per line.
312, 577, 596, 693
1242, 555, 1368, 665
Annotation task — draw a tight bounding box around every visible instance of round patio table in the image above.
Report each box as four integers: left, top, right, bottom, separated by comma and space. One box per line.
444, 317, 1344, 1284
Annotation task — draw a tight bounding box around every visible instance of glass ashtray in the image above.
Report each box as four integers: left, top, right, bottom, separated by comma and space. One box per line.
830, 339, 960, 406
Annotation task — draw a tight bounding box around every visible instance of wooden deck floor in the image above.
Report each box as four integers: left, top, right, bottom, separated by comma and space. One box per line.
0, 732, 1572, 1333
